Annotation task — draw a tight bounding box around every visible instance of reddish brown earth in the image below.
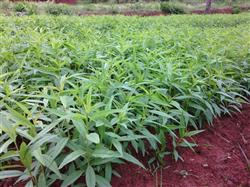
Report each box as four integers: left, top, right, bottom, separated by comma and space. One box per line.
10, 0, 77, 4
191, 7, 250, 14
78, 11, 164, 17
79, 7, 250, 17
112, 104, 250, 187
1, 104, 249, 187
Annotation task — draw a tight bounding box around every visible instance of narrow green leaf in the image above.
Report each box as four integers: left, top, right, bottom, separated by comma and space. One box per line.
123, 152, 145, 169
0, 151, 18, 161
86, 165, 96, 187
112, 139, 123, 156
0, 139, 13, 153
72, 119, 87, 137
37, 172, 47, 187
92, 148, 120, 158
33, 150, 61, 178
184, 130, 204, 137
59, 150, 85, 169
19, 142, 32, 170
5, 105, 33, 128
25, 180, 33, 187
96, 175, 112, 187
105, 163, 112, 182
61, 170, 83, 187
0, 170, 23, 180
48, 137, 68, 159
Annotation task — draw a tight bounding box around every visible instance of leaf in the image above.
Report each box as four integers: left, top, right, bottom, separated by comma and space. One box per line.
25, 180, 33, 187
61, 170, 83, 187
149, 110, 177, 122
96, 175, 112, 187
86, 165, 96, 187
86, 133, 100, 144
59, 150, 85, 169
37, 172, 47, 187
184, 130, 204, 137
19, 142, 32, 170
33, 150, 61, 178
16, 129, 34, 141
29, 118, 64, 145
48, 137, 68, 159
179, 140, 197, 149
14, 101, 32, 117
118, 135, 145, 141
112, 139, 123, 156
105, 163, 112, 182
72, 119, 87, 137
122, 152, 145, 169
0, 170, 23, 180
92, 148, 120, 158
112, 170, 121, 178
30, 134, 57, 151
60, 96, 75, 108
0, 139, 13, 153
0, 151, 18, 161
5, 105, 33, 128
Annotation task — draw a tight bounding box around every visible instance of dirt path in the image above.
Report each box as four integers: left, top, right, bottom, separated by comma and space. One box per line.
112, 104, 250, 187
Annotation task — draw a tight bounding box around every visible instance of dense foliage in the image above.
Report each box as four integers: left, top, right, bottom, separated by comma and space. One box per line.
160, 2, 186, 14
13, 1, 37, 15
0, 14, 250, 186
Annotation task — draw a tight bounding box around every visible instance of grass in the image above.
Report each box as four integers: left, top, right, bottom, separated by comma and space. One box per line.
0, 14, 250, 186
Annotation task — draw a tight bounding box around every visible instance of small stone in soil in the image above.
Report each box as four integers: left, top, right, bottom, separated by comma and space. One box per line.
202, 163, 209, 167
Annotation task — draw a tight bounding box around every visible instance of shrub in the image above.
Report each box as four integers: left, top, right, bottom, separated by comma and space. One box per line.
13, 2, 37, 15
45, 3, 73, 15
232, 5, 241, 14
14, 2, 26, 12
160, 2, 186, 14
129, 2, 143, 11
110, 4, 119, 14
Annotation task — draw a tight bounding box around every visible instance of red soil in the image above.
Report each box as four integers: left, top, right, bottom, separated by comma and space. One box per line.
78, 11, 164, 17
112, 104, 250, 187
79, 7, 250, 17
10, 0, 77, 4
192, 6, 250, 14
54, 0, 76, 5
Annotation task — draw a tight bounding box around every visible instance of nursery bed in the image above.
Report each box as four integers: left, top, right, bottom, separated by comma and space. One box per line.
112, 104, 250, 187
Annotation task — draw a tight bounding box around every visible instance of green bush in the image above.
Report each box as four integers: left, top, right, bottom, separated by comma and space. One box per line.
45, 3, 73, 15
160, 2, 186, 14
232, 5, 241, 14
13, 2, 37, 15
14, 2, 26, 12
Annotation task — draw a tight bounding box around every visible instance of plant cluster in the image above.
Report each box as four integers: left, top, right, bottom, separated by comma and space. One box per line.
232, 5, 241, 14
45, 3, 73, 15
0, 15, 250, 186
160, 2, 186, 14
13, 2, 37, 15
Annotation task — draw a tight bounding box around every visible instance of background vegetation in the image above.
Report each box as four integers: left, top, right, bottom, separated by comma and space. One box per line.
1, 0, 250, 15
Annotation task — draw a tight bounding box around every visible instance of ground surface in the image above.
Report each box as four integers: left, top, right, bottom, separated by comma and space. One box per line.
112, 104, 250, 187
